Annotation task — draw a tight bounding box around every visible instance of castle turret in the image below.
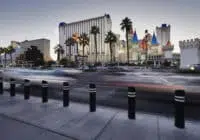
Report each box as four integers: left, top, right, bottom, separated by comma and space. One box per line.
156, 24, 170, 47
179, 38, 200, 69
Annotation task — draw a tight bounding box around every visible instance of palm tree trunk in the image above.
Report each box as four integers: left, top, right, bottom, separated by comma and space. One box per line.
94, 35, 97, 64
57, 51, 60, 62
126, 30, 129, 64
109, 42, 112, 63
82, 45, 85, 70
145, 44, 148, 66
10, 53, 12, 64
69, 46, 71, 61
77, 43, 79, 56
4, 54, 6, 67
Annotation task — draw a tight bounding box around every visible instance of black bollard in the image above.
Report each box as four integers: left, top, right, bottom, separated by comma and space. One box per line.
128, 87, 136, 119
0, 77, 3, 95
63, 82, 69, 107
24, 79, 30, 100
10, 78, 16, 97
42, 80, 48, 103
174, 90, 185, 129
89, 83, 96, 112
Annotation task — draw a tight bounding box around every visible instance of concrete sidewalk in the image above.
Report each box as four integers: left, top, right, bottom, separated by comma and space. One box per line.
0, 93, 200, 140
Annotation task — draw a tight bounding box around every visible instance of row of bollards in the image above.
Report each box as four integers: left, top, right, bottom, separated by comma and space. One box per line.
0, 78, 185, 129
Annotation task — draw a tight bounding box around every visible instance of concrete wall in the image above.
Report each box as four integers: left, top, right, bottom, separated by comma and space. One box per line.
180, 47, 199, 68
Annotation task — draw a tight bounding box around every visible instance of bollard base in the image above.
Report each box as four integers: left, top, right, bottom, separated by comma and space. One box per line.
128, 114, 135, 120
175, 123, 185, 129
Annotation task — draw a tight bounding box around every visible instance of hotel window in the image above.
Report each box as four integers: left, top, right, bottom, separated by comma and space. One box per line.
73, 24, 75, 34
74, 24, 76, 33
83, 21, 86, 33
79, 23, 81, 34
80, 23, 82, 33
81, 22, 83, 34
88, 20, 91, 34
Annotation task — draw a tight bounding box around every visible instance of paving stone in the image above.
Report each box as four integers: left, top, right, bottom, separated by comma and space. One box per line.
97, 112, 159, 140
10, 101, 63, 123
158, 116, 200, 140
32, 104, 89, 130
0, 115, 44, 140
34, 131, 73, 140
57, 107, 117, 140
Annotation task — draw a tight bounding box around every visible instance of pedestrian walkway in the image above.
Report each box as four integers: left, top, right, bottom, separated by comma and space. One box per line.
0, 93, 200, 140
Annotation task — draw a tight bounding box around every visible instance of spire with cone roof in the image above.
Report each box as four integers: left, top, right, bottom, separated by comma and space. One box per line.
132, 30, 139, 44
151, 32, 159, 46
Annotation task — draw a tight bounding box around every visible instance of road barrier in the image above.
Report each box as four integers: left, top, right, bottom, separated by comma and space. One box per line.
63, 82, 69, 107
10, 78, 16, 97
42, 80, 48, 103
89, 83, 96, 112
128, 87, 136, 119
0, 77, 3, 95
174, 90, 185, 129
24, 79, 30, 100
0, 79, 188, 129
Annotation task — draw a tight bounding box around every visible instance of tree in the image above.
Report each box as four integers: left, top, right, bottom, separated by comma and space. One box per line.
59, 58, 69, 66
72, 33, 80, 56
104, 31, 117, 63
143, 30, 151, 65
7, 45, 15, 64
3, 47, 9, 67
120, 17, 132, 64
24, 46, 44, 66
90, 26, 100, 63
54, 44, 64, 62
46, 60, 56, 67
79, 33, 89, 68
65, 37, 75, 61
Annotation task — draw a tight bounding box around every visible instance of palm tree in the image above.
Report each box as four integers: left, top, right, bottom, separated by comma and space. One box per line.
79, 33, 89, 68
90, 26, 100, 63
7, 45, 15, 64
65, 37, 75, 61
120, 17, 132, 64
105, 31, 117, 63
0, 47, 4, 65
72, 33, 80, 56
143, 29, 151, 65
3, 47, 9, 67
54, 44, 64, 62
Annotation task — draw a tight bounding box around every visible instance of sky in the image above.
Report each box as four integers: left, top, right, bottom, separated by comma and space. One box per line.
0, 0, 200, 60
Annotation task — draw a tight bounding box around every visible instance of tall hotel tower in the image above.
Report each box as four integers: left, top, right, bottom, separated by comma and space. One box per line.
156, 24, 171, 47
59, 14, 112, 63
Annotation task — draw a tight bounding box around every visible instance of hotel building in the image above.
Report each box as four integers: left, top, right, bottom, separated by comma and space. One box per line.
1, 39, 51, 66
59, 14, 112, 63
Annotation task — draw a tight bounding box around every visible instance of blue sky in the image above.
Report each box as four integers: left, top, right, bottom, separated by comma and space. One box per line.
0, 0, 200, 59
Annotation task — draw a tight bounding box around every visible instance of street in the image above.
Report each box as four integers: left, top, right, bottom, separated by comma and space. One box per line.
1, 68, 200, 120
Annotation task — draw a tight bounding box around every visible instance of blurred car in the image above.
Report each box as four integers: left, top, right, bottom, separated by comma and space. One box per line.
189, 64, 200, 71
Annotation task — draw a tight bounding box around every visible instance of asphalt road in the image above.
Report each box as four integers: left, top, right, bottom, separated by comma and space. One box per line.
1, 68, 200, 120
